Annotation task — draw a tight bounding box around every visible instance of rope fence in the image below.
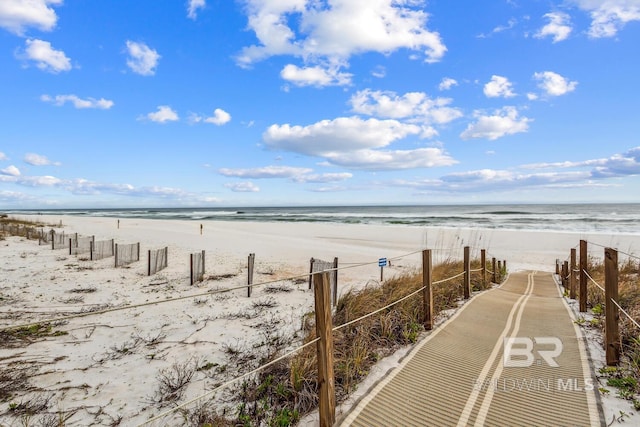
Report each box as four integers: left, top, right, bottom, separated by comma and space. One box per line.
1, 222, 509, 426
557, 239, 640, 366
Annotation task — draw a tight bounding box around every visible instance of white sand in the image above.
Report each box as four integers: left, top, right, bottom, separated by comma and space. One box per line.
1, 214, 638, 426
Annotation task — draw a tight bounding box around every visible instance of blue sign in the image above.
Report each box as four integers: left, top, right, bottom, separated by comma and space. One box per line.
378, 257, 387, 267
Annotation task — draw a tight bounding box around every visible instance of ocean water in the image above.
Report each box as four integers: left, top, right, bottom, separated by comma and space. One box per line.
7, 204, 640, 235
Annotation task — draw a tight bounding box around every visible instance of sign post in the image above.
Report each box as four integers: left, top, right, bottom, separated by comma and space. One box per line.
379, 257, 387, 281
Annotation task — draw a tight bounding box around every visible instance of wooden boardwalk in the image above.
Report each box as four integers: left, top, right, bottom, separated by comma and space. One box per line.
338, 271, 603, 427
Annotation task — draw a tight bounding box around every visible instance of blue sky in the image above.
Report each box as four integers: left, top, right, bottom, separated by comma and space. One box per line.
1, 0, 639, 208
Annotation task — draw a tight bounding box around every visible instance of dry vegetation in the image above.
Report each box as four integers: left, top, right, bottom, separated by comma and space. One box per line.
178, 257, 505, 426
0, 217, 508, 426
579, 254, 640, 410
0, 215, 53, 241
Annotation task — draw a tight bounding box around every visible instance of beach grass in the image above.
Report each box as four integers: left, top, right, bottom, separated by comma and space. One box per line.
582, 255, 640, 409
182, 257, 504, 426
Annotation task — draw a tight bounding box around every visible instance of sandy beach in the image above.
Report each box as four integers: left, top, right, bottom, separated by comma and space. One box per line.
1, 214, 639, 426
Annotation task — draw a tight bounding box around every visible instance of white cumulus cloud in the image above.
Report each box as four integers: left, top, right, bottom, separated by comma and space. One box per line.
190, 108, 232, 125
126, 41, 160, 76
535, 12, 572, 42
460, 106, 532, 140
438, 77, 458, 91
236, 0, 446, 69
350, 89, 462, 125
206, 108, 231, 125
0, 0, 61, 35
534, 71, 577, 96
264, 116, 421, 156
0, 152, 7, 160
483, 75, 516, 98
573, 0, 640, 38
143, 106, 179, 123
1, 165, 20, 176
280, 63, 352, 87
22, 38, 71, 73
24, 153, 60, 166
323, 147, 457, 170
187, 0, 206, 19
41, 94, 114, 109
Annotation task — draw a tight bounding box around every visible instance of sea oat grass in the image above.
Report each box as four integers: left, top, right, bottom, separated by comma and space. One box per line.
194, 257, 499, 426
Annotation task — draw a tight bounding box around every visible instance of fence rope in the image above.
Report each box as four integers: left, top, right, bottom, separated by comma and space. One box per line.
433, 270, 466, 285
583, 269, 605, 293
586, 240, 640, 261
0, 248, 440, 332
608, 298, 640, 330
333, 286, 426, 332
138, 337, 320, 426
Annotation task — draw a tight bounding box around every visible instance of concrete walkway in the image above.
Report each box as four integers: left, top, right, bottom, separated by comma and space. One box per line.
338, 271, 603, 427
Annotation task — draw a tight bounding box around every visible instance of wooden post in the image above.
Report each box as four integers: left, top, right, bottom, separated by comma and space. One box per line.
332, 257, 338, 307
114, 243, 119, 267
492, 257, 497, 283
463, 246, 470, 299
202, 250, 205, 279
481, 249, 486, 286
503, 260, 507, 272
605, 248, 620, 366
569, 248, 577, 299
497, 260, 502, 274
309, 258, 314, 290
555, 259, 560, 275
50, 229, 55, 250
313, 272, 336, 427
423, 250, 433, 330
190, 253, 194, 285
148, 250, 152, 276
580, 240, 588, 312
563, 261, 569, 289
69, 238, 72, 255
247, 253, 255, 297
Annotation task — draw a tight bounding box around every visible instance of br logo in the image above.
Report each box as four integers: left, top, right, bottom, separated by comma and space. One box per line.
503, 337, 563, 367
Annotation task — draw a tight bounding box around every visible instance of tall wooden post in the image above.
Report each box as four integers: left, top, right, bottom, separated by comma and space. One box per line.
463, 246, 471, 299
481, 249, 486, 286
562, 261, 569, 289
569, 248, 577, 299
308, 257, 314, 290
555, 259, 560, 275
332, 257, 339, 307
247, 253, 255, 297
492, 257, 497, 283
190, 253, 194, 285
148, 250, 152, 276
423, 250, 433, 330
114, 243, 119, 267
313, 272, 336, 426
605, 248, 620, 366
579, 240, 588, 312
